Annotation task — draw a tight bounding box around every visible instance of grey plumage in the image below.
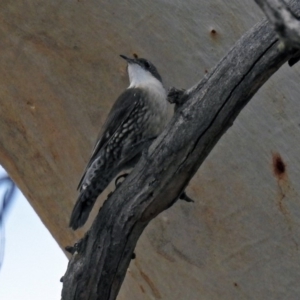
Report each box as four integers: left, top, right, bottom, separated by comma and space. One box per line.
69, 55, 173, 230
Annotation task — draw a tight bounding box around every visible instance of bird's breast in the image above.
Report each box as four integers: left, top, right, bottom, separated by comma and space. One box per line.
142, 83, 173, 137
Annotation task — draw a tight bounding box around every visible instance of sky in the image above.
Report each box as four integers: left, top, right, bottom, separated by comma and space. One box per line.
0, 167, 68, 300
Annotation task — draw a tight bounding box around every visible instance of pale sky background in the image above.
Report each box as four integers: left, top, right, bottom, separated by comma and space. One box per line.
0, 167, 68, 300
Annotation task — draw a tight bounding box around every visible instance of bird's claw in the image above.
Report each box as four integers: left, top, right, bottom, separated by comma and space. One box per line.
115, 173, 129, 187
167, 87, 187, 112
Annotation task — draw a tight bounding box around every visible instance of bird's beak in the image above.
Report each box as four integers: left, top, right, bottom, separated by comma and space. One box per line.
120, 54, 135, 64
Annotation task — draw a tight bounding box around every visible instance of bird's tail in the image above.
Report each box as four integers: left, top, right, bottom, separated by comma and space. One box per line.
69, 175, 113, 230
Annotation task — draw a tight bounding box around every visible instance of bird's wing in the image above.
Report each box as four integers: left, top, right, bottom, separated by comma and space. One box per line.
77, 87, 145, 190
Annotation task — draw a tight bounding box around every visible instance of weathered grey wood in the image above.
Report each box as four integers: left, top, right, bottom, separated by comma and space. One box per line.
61, 1, 300, 298
255, 0, 300, 48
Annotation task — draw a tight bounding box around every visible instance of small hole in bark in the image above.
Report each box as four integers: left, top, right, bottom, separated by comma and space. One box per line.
275, 157, 285, 174
272, 153, 286, 179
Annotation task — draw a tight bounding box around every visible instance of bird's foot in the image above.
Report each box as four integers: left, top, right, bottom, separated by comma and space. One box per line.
167, 87, 187, 111
179, 191, 195, 203
115, 173, 129, 188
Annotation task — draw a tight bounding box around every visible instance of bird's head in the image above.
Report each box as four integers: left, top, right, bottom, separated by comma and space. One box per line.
120, 54, 162, 88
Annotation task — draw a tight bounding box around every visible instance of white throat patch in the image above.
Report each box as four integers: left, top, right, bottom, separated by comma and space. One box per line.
127, 64, 162, 89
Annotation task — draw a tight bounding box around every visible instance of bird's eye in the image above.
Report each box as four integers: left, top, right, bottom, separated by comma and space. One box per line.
144, 61, 150, 69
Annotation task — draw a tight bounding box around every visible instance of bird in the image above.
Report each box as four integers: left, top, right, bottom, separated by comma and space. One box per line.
69, 54, 173, 230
